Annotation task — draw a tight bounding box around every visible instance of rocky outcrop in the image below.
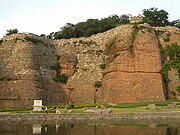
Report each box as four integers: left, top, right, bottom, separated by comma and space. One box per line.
154, 26, 180, 99
98, 25, 165, 103
0, 24, 179, 107
0, 33, 67, 107
55, 24, 166, 104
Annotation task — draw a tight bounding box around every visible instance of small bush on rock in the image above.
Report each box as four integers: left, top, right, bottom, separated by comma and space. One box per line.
94, 80, 102, 88
53, 74, 68, 84
100, 63, 107, 69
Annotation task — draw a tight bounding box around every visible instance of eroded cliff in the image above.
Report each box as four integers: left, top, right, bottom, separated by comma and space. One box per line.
0, 24, 179, 107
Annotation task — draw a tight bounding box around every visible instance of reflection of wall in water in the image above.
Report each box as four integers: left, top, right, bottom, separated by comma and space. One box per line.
32, 124, 42, 134
0, 124, 179, 135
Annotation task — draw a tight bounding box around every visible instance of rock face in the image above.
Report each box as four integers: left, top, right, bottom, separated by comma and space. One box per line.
0, 33, 67, 107
154, 26, 180, 99
54, 24, 166, 104
0, 24, 179, 107
99, 25, 165, 103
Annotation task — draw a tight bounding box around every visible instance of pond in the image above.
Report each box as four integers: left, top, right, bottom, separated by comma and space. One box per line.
0, 121, 179, 135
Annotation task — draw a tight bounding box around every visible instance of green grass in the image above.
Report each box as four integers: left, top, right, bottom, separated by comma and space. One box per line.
111, 107, 180, 113
109, 99, 179, 108
0, 107, 32, 113
0, 99, 179, 114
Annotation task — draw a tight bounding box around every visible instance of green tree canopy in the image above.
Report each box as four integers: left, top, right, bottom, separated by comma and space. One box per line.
119, 14, 130, 24
170, 19, 180, 28
52, 14, 131, 39
5, 28, 18, 36
143, 7, 169, 26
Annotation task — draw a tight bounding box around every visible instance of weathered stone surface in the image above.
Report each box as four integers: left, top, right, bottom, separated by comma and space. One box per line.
0, 33, 67, 107
1, 25, 179, 107
99, 26, 165, 103
155, 26, 180, 99
58, 52, 78, 76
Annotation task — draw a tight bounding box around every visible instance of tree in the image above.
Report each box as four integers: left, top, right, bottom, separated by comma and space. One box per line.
170, 19, 180, 28
40, 34, 46, 38
60, 23, 76, 39
119, 14, 130, 24
47, 32, 55, 39
52, 14, 130, 39
100, 14, 120, 31
5, 28, 18, 36
142, 7, 169, 26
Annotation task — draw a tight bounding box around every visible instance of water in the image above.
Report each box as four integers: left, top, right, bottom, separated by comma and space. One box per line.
0, 122, 179, 135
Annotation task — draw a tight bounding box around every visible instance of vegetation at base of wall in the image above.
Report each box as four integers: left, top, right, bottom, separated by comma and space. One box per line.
24, 36, 45, 44
0, 107, 31, 113
58, 99, 179, 109
94, 80, 102, 88
0, 99, 179, 113
108, 99, 179, 108
100, 63, 107, 69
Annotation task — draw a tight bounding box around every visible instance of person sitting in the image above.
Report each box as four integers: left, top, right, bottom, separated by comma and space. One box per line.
56, 106, 60, 114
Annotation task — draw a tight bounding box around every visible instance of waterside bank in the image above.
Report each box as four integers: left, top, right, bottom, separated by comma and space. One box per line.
0, 111, 180, 125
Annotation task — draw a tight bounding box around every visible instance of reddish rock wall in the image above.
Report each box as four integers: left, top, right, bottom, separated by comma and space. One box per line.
154, 26, 180, 99
98, 26, 165, 103
0, 34, 67, 107
1, 25, 179, 107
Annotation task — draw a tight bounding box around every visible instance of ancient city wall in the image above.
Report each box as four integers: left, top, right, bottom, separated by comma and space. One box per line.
0, 24, 179, 107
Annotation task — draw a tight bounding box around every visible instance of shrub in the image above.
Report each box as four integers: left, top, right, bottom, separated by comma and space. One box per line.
100, 63, 107, 69
5, 28, 18, 36
50, 62, 61, 71
163, 35, 170, 42
53, 74, 68, 84
162, 63, 170, 84
102, 72, 107, 77
94, 80, 102, 88
164, 43, 180, 78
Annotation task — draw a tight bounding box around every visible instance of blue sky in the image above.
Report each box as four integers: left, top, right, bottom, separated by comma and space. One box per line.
0, 0, 179, 37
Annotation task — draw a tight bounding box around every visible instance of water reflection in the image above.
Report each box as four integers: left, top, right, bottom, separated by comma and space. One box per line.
0, 123, 179, 135
32, 124, 42, 134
